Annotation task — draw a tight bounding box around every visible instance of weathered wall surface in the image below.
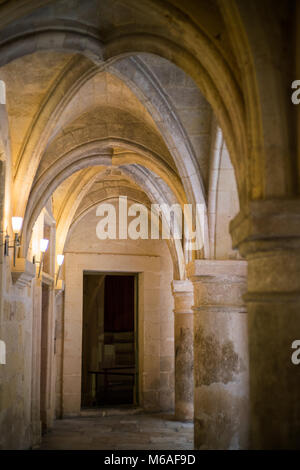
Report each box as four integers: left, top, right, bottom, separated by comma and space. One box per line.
0, 259, 33, 450
0, 206, 57, 450
0, 93, 34, 450
188, 260, 249, 450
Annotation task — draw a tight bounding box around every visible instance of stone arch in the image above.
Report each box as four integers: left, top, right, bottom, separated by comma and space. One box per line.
109, 55, 208, 209
118, 165, 186, 278
54, 167, 106, 255
22, 137, 189, 253
54, 164, 184, 261
66, 192, 183, 281
17, 101, 181, 215
25, 148, 186, 278
1, 0, 289, 208
219, 0, 294, 200
207, 121, 240, 259
207, 122, 224, 258
11, 54, 207, 229
52, 168, 185, 279
22, 152, 110, 254
0, 6, 250, 205
12, 54, 96, 211
54, 164, 186, 279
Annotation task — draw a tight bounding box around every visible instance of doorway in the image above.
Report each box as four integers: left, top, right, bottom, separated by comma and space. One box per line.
81, 273, 138, 408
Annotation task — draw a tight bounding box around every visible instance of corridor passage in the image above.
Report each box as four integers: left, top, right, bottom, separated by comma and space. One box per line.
1, 0, 298, 452
38, 410, 193, 450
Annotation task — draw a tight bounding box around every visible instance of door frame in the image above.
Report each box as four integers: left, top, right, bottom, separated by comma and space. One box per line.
81, 271, 139, 407
62, 252, 162, 416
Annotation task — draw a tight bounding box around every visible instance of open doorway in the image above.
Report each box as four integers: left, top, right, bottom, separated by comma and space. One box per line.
81, 273, 138, 409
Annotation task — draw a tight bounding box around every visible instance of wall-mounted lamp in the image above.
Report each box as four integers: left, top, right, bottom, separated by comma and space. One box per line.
35, 238, 49, 278
56, 254, 64, 286
4, 217, 23, 266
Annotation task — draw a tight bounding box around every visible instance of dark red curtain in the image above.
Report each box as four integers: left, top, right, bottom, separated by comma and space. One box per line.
104, 275, 134, 332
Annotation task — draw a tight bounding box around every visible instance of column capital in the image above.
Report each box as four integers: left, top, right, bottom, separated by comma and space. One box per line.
187, 260, 247, 312
172, 280, 193, 314
230, 199, 300, 295
230, 199, 300, 255
187, 259, 247, 281
171, 279, 193, 294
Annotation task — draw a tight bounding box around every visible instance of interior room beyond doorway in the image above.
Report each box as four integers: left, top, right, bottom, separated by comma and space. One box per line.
81, 273, 137, 409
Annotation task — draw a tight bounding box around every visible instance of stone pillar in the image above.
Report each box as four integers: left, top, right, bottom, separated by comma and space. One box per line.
230, 200, 300, 449
187, 260, 249, 450
171, 280, 194, 421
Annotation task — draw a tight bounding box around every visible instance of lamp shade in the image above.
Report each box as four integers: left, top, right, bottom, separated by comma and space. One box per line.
57, 254, 64, 266
12, 217, 23, 233
40, 238, 49, 253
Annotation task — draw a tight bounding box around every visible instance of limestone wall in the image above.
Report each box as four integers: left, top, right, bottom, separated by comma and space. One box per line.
0, 94, 34, 450
214, 144, 239, 260
0, 258, 33, 449
0, 205, 57, 449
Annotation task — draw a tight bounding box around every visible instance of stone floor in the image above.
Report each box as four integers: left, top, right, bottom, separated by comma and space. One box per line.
38, 408, 194, 450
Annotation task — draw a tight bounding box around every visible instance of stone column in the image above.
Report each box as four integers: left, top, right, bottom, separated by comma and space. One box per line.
171, 280, 194, 421
187, 260, 249, 450
230, 200, 300, 449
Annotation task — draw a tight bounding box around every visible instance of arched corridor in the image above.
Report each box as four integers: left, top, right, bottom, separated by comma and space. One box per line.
0, 0, 299, 451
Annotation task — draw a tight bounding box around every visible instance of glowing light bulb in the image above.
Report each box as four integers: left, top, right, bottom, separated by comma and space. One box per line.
57, 254, 64, 266
12, 217, 23, 234
40, 239, 49, 253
